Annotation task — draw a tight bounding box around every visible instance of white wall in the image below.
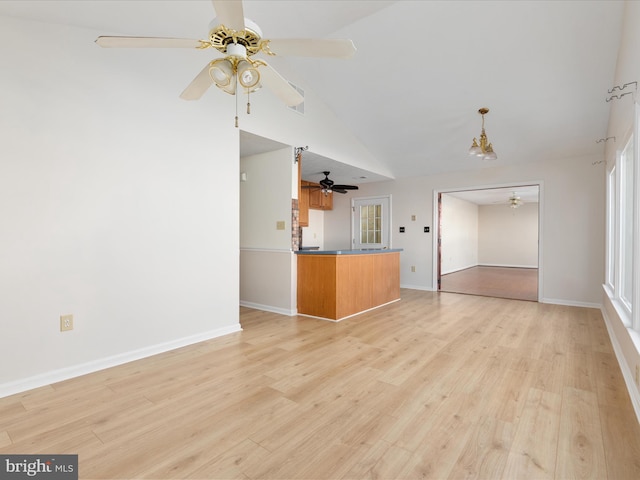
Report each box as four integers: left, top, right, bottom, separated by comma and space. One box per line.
325, 154, 604, 306
239, 149, 297, 314
240, 149, 294, 250
0, 9, 381, 395
0, 16, 241, 394
240, 249, 296, 315
478, 203, 539, 268
301, 209, 325, 250
440, 194, 478, 274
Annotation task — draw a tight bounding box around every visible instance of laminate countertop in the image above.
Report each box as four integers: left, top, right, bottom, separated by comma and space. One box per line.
295, 248, 403, 255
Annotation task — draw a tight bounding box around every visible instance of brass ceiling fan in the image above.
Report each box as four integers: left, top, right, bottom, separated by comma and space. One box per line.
95, 0, 356, 126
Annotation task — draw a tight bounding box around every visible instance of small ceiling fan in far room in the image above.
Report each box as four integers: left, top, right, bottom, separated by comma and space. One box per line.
303, 171, 359, 195
94, 0, 356, 127
508, 192, 524, 208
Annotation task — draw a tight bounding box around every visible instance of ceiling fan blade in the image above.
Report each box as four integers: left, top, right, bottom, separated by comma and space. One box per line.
95, 36, 204, 48
265, 38, 356, 59
179, 62, 214, 101
259, 63, 304, 106
332, 188, 348, 194
333, 185, 359, 190
211, 0, 245, 31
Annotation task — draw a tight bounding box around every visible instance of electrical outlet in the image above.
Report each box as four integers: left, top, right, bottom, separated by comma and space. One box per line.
411, 266, 416, 273
276, 221, 286, 230
60, 314, 73, 332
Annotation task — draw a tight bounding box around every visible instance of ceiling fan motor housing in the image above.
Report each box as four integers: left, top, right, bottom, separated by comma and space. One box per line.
208, 18, 263, 56
320, 172, 334, 189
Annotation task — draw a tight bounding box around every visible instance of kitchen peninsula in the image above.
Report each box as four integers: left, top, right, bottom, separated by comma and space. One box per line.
296, 249, 402, 321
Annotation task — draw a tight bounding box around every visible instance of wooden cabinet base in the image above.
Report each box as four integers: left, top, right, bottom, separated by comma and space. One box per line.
297, 252, 400, 321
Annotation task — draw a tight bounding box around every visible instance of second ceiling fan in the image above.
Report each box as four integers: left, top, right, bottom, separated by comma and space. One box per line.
95, 0, 356, 126
304, 172, 359, 194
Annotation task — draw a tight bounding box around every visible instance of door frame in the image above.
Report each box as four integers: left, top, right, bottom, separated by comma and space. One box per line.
432, 181, 544, 301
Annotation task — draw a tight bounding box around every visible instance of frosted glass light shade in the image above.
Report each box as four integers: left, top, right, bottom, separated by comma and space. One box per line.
209, 59, 234, 87
237, 60, 261, 90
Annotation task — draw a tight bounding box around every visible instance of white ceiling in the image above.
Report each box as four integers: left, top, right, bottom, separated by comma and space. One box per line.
0, 1, 624, 194
445, 185, 539, 206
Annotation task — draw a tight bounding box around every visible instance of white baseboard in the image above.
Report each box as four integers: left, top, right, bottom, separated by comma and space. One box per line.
400, 284, 436, 291
0, 323, 242, 399
239, 301, 296, 316
441, 264, 477, 275
478, 263, 538, 269
441, 264, 538, 275
540, 297, 602, 309
600, 306, 640, 424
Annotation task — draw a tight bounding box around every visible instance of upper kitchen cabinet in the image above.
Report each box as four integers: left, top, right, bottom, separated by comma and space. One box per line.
308, 185, 333, 210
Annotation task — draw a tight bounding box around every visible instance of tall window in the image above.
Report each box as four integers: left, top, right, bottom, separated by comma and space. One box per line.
606, 166, 616, 290
606, 127, 636, 328
620, 136, 634, 313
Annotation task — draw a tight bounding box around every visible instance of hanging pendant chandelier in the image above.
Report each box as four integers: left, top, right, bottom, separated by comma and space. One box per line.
468, 107, 497, 160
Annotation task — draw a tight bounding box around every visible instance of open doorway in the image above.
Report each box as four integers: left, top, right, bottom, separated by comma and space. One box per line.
435, 185, 540, 302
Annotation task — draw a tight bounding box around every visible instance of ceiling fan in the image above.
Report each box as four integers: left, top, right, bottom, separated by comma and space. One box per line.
303, 171, 359, 194
508, 192, 524, 209
95, 0, 356, 126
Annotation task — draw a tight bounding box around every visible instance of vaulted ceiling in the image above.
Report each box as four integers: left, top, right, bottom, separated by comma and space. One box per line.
0, 0, 625, 188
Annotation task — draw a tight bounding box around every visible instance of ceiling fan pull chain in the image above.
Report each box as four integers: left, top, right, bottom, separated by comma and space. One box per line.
234, 75, 239, 128
247, 90, 251, 115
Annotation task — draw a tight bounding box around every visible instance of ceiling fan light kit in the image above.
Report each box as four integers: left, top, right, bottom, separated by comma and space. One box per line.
509, 192, 524, 208
95, 0, 356, 127
469, 107, 498, 160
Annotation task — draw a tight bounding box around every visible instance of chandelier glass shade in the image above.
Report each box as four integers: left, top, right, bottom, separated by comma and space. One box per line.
469, 108, 497, 160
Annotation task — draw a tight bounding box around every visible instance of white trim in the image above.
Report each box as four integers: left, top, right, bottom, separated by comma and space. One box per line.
351, 194, 392, 250
539, 298, 602, 309
240, 247, 292, 253
477, 263, 539, 269
633, 102, 640, 331
401, 284, 436, 291
601, 305, 640, 424
441, 264, 478, 275
400, 287, 596, 307
239, 301, 296, 316
0, 324, 242, 399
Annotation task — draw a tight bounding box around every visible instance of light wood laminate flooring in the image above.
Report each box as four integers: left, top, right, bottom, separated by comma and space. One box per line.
441, 266, 538, 302
1, 290, 639, 479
